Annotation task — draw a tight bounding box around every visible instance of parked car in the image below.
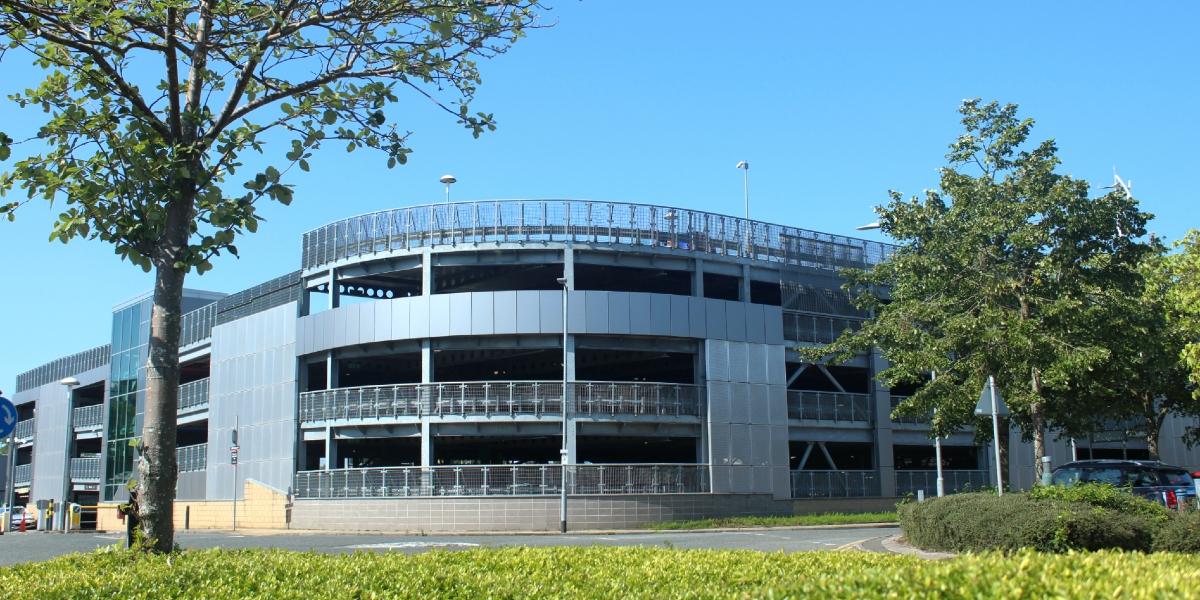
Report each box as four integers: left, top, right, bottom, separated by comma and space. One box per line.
7, 506, 36, 530
1050, 459, 1197, 509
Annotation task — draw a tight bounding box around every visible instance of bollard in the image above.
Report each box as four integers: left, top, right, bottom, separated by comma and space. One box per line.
185, 505, 190, 530
916, 489, 925, 503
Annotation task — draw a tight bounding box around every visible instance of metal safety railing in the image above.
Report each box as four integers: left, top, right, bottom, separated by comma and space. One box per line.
572, 382, 702, 417
14, 418, 35, 441
299, 381, 702, 424
13, 463, 32, 485
180, 302, 217, 348
70, 457, 101, 481
787, 391, 872, 422
178, 378, 210, 414
177, 443, 208, 472
889, 395, 932, 424
790, 470, 881, 498
782, 311, 864, 344
72, 404, 104, 430
293, 463, 711, 499
301, 200, 896, 272
895, 470, 990, 496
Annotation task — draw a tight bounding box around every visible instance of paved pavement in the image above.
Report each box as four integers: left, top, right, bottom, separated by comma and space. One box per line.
0, 526, 899, 567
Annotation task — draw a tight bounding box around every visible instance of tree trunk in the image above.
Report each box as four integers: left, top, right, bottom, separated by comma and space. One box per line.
1030, 367, 1047, 483
136, 197, 192, 553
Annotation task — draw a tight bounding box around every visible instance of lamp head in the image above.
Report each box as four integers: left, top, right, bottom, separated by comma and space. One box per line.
439, 174, 457, 185
60, 377, 80, 387
735, 161, 749, 170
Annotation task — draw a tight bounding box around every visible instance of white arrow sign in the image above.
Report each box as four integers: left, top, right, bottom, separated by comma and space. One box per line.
1, 403, 13, 426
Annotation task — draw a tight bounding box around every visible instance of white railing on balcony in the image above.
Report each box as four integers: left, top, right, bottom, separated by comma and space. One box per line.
177, 443, 208, 472
895, 470, 990, 496
572, 382, 702, 417
70, 457, 101, 481
790, 470, 881, 498
72, 404, 104, 430
301, 200, 895, 272
13, 464, 32, 485
178, 378, 210, 414
14, 418, 35, 441
889, 395, 931, 425
787, 391, 871, 423
294, 463, 711, 499
299, 381, 703, 424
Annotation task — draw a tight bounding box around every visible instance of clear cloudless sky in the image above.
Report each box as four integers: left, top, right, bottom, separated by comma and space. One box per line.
1, 1, 1197, 392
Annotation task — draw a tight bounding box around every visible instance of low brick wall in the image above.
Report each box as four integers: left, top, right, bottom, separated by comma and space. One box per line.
96, 479, 288, 531
792, 497, 901, 514
291, 494, 792, 532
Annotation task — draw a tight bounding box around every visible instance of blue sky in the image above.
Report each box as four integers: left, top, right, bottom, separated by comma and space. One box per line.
1, 1, 1197, 393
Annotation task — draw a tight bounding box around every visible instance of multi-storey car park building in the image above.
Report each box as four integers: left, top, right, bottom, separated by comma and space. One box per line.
7, 200, 1200, 531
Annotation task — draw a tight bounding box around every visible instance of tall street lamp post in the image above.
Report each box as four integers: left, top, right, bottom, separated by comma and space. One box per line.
556, 274, 570, 534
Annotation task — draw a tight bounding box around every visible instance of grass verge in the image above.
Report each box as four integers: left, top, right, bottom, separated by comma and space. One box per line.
6, 546, 1197, 599
647, 511, 897, 530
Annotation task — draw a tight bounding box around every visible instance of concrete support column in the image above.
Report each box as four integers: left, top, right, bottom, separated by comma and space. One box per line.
420, 340, 433, 468
562, 245, 575, 290
870, 349, 896, 496
693, 258, 705, 297
325, 351, 338, 389
324, 426, 336, 471
328, 268, 340, 310
421, 248, 433, 296
564, 333, 577, 463
740, 264, 751, 302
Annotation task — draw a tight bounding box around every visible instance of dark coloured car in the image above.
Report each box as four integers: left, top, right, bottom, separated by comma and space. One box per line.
1050, 459, 1197, 509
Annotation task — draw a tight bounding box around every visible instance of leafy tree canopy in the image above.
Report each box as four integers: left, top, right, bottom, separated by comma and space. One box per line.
805, 100, 1154, 467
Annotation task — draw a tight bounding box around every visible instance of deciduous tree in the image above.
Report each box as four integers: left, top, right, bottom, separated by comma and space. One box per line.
806, 99, 1153, 482
0, 0, 541, 552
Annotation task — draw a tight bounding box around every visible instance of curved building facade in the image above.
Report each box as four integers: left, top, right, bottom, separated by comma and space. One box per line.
13, 200, 1179, 531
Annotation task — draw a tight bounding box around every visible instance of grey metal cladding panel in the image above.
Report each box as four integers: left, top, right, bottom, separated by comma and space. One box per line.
409, 297, 430, 339
729, 342, 749, 384
428, 294, 451, 338
648, 294, 671, 336
332, 306, 351, 348
628, 293, 652, 334
584, 291, 609, 333
725, 301, 747, 342
704, 299, 726, 340
567, 291, 586, 333
449, 294, 472, 336
669, 296, 690, 337
729, 423, 751, 466
751, 425, 770, 465
358, 301, 376, 343
707, 422, 731, 464
392, 298, 411, 339
749, 384, 770, 424
374, 301, 393, 341
770, 425, 790, 468
729, 382, 750, 424
688, 297, 707, 338
538, 290, 563, 334
766, 345, 785, 385
515, 291, 540, 332
296, 316, 311, 355
764, 305, 785, 345
745, 304, 766, 344
471, 292, 495, 335
705, 340, 730, 382
606, 292, 630, 334
747, 344, 768, 385
493, 291, 517, 334
767, 384, 788, 425
706, 380, 731, 423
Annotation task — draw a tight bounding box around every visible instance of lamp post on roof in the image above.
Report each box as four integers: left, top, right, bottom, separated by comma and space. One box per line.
439, 174, 456, 206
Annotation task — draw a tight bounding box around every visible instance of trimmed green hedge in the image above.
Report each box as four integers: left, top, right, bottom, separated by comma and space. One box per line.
1154, 510, 1200, 553
898, 492, 1158, 552
2, 547, 1200, 599
1027, 483, 1170, 522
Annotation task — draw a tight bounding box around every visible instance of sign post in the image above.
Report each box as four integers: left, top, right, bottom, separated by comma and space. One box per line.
231, 419, 239, 531
0, 394, 14, 534
974, 376, 1009, 496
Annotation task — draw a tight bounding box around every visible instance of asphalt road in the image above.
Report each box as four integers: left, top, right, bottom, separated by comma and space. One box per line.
0, 526, 898, 567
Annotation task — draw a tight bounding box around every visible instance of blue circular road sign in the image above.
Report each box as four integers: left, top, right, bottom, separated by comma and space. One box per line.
0, 396, 15, 438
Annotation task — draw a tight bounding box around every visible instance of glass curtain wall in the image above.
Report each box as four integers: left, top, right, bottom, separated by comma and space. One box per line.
103, 299, 150, 500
